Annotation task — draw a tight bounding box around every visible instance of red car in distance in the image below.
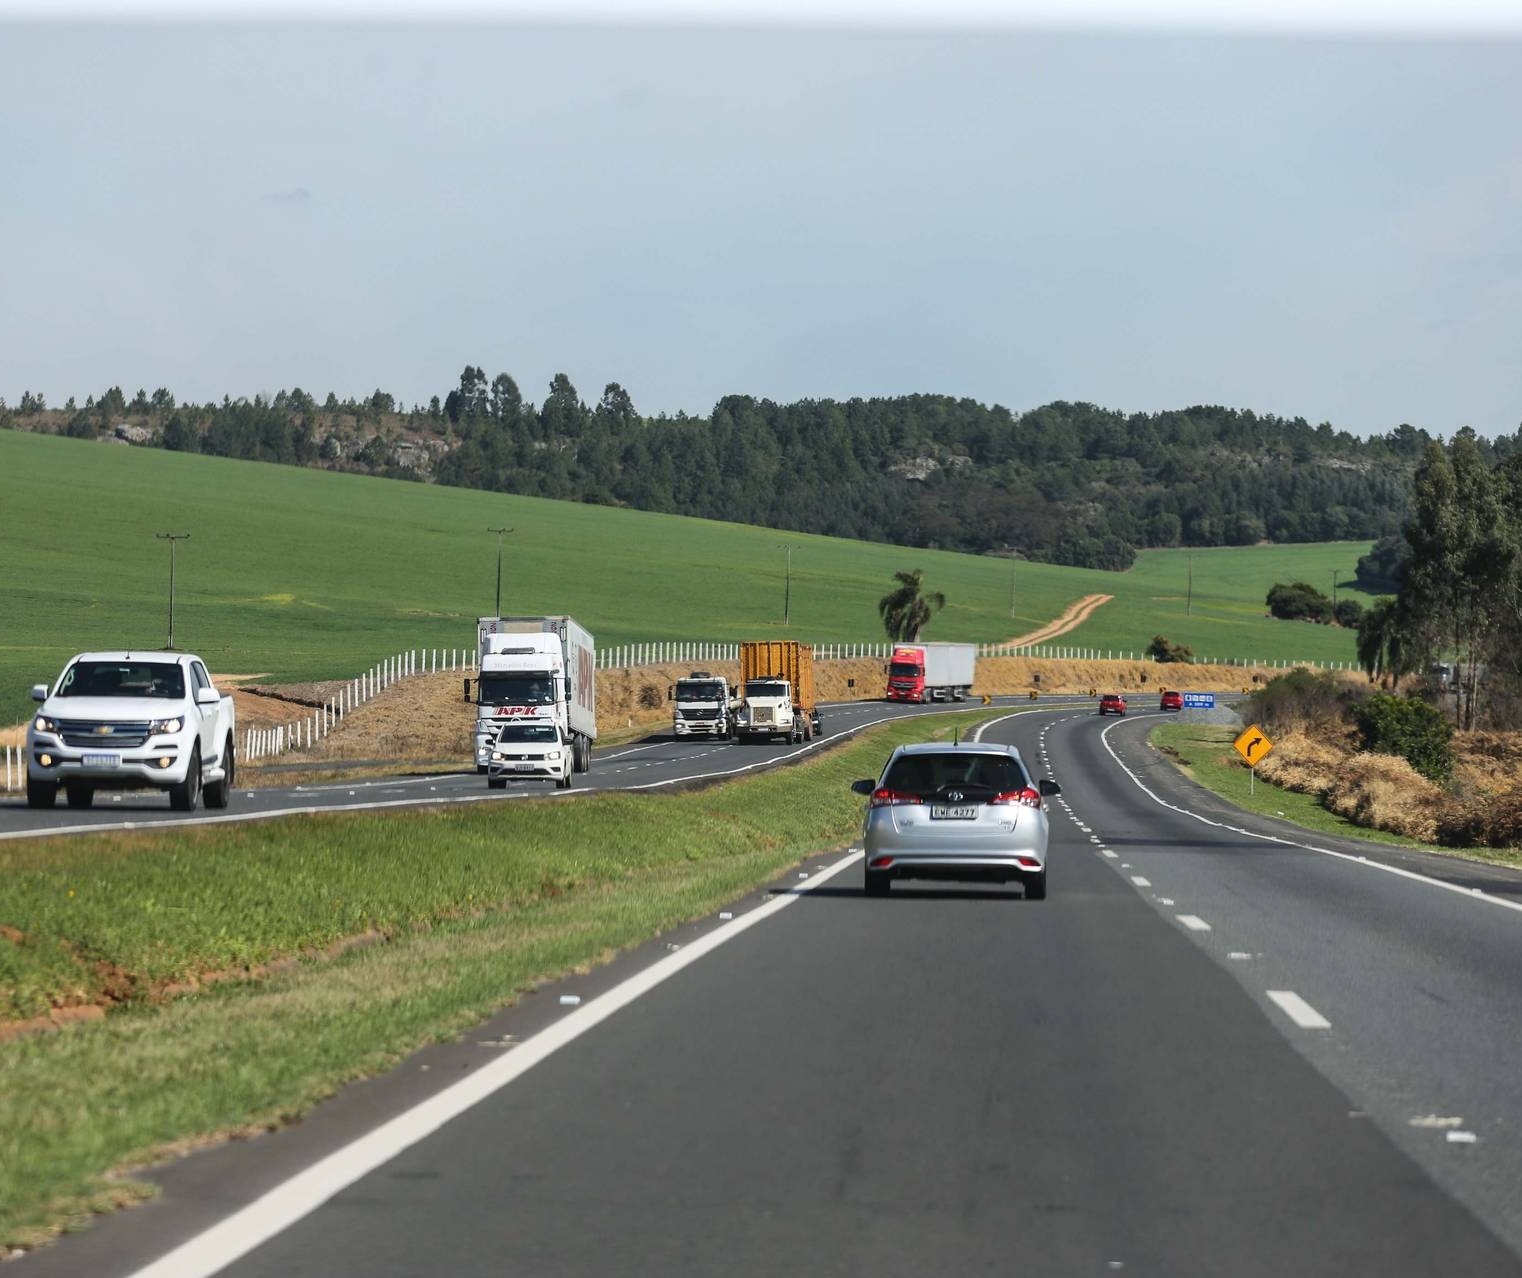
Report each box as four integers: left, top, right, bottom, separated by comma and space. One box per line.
1098, 693, 1127, 716
1159, 690, 1184, 711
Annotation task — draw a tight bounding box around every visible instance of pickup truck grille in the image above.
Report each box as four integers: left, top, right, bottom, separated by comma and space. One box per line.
58, 720, 152, 748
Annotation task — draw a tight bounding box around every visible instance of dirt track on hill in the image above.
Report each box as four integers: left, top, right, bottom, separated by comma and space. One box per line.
1002, 593, 1113, 646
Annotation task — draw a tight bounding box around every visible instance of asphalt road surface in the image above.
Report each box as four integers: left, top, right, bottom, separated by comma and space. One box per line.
0, 696, 1088, 841
25, 704, 1522, 1277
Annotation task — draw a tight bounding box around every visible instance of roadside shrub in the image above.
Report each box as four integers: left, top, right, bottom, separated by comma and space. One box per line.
1248, 668, 1357, 735
1145, 634, 1194, 664
1435, 788, 1522, 848
1354, 694, 1453, 783
637, 681, 664, 710
1323, 752, 1445, 843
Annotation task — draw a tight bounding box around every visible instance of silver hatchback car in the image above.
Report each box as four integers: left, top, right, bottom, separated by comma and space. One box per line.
850, 742, 1060, 898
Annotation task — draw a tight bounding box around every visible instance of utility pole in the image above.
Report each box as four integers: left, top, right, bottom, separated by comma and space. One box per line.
1186, 553, 1193, 616
1330, 569, 1338, 609
155, 532, 190, 649
782, 545, 796, 626
487, 526, 513, 617
1010, 557, 1017, 620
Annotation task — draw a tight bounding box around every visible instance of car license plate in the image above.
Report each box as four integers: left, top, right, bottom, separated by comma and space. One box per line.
513, 762, 537, 772
82, 753, 121, 768
930, 805, 977, 820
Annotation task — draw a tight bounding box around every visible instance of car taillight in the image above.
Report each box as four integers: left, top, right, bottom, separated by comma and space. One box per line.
869, 788, 924, 807
990, 788, 1042, 809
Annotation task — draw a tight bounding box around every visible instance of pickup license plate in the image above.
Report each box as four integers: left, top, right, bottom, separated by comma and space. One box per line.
82, 753, 121, 768
930, 805, 977, 820
513, 762, 537, 772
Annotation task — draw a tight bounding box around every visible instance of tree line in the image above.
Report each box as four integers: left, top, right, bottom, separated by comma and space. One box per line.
1356, 429, 1522, 729
8, 369, 1519, 571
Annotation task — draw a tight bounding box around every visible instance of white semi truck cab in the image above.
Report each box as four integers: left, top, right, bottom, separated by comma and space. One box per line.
670, 671, 736, 739
470, 616, 596, 778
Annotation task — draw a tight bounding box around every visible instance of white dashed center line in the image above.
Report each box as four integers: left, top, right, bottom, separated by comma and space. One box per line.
1266, 990, 1332, 1029
1176, 914, 1212, 932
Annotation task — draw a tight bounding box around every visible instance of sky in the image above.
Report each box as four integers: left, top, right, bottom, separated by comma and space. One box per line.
2, 3, 1520, 438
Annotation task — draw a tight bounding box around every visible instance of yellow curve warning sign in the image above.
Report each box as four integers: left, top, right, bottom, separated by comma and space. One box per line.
1233, 724, 1274, 766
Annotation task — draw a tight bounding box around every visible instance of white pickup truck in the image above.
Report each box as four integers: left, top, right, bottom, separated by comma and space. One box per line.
27, 651, 237, 811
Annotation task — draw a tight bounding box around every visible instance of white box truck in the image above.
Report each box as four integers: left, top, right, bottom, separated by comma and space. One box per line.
470, 616, 596, 777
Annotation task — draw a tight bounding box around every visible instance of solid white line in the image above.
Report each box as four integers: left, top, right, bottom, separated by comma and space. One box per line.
121, 848, 866, 1278
1097, 719, 1522, 920
1266, 989, 1332, 1029
1177, 914, 1212, 931
1131, 876, 1152, 887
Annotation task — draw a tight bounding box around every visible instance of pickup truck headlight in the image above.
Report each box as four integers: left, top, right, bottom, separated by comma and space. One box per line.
546, 750, 562, 761
491, 750, 505, 761
148, 717, 185, 735
33, 715, 59, 734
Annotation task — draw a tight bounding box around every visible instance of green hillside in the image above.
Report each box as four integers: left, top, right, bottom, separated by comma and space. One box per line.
1, 431, 1369, 721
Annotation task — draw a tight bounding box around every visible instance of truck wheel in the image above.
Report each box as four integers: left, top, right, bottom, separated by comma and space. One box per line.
26, 778, 57, 809
65, 783, 94, 809
574, 738, 590, 773
204, 741, 234, 809
170, 746, 202, 811
803, 718, 813, 742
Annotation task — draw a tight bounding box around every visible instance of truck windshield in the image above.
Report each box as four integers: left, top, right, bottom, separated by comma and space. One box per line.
676, 684, 724, 702
744, 680, 787, 699
494, 723, 560, 744
478, 673, 557, 706
889, 662, 922, 677
57, 661, 186, 699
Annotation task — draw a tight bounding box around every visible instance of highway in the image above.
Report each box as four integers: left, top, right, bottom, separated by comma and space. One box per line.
0, 696, 1086, 840
22, 704, 1522, 1276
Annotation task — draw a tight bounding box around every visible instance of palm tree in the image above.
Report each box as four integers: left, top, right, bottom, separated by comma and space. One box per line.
878, 570, 945, 642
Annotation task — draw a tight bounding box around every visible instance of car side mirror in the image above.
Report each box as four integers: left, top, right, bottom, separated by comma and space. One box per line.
1039, 778, 1061, 797
195, 686, 219, 706
31, 683, 48, 702
850, 779, 876, 795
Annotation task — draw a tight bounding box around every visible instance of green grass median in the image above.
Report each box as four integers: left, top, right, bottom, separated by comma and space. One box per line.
0, 710, 1011, 1250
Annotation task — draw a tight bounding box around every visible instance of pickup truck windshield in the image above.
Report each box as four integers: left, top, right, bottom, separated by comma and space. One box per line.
494, 723, 559, 743
744, 680, 787, 699
676, 684, 724, 702
479, 673, 557, 706
57, 661, 186, 699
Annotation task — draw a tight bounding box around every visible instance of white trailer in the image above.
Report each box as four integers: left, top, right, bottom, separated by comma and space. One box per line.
920, 642, 977, 702
472, 616, 596, 775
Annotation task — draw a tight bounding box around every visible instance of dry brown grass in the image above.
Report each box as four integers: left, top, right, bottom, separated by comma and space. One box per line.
1322, 753, 1448, 843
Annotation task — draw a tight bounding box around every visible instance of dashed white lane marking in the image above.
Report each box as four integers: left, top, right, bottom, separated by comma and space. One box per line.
1266, 990, 1332, 1029
119, 849, 867, 1278
1177, 914, 1212, 932
1131, 876, 1152, 887
1102, 850, 1118, 859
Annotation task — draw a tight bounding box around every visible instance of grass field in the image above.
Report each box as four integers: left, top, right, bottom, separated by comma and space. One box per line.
0, 708, 996, 1248
1, 430, 1370, 722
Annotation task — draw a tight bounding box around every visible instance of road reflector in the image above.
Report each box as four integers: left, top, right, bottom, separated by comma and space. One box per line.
1233, 724, 1274, 766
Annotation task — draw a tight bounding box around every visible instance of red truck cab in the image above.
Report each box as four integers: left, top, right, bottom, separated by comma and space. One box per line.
885, 645, 928, 703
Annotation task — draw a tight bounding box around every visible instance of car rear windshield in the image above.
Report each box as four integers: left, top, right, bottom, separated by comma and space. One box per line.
57, 661, 186, 699
882, 752, 1030, 798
